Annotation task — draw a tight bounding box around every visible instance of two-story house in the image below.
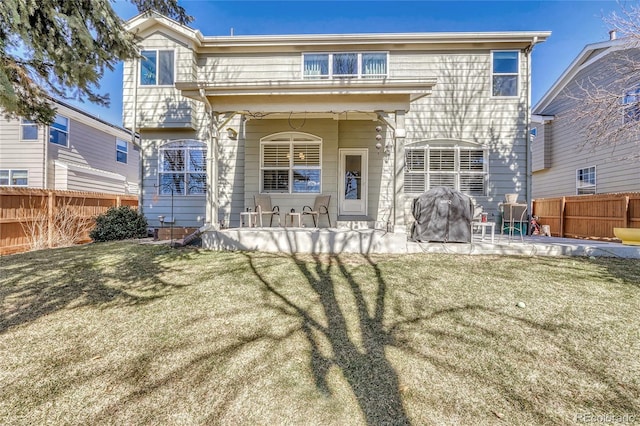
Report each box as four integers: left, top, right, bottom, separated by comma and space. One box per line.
0, 99, 140, 195
532, 36, 640, 198
123, 11, 549, 242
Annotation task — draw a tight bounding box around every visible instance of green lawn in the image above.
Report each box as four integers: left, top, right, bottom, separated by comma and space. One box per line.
1, 241, 639, 425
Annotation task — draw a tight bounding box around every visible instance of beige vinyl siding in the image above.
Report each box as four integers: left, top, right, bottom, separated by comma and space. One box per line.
0, 116, 46, 188
338, 120, 394, 223
399, 50, 529, 218
532, 48, 640, 198
531, 122, 551, 172
122, 31, 197, 130
139, 130, 206, 228
48, 112, 139, 194
242, 119, 339, 227
198, 53, 300, 81
217, 116, 245, 228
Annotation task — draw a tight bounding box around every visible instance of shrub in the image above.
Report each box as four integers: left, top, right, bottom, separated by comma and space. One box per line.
90, 206, 148, 242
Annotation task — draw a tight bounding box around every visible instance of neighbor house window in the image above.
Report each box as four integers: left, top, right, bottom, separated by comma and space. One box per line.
0, 170, 28, 186
158, 140, 206, 195
303, 52, 387, 79
140, 50, 175, 86
49, 115, 69, 147
116, 139, 128, 164
492, 51, 519, 97
576, 166, 596, 195
21, 119, 38, 140
405, 146, 487, 196
261, 133, 321, 193
623, 86, 640, 123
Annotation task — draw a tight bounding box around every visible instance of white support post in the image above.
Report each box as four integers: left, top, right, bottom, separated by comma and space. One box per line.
394, 110, 406, 233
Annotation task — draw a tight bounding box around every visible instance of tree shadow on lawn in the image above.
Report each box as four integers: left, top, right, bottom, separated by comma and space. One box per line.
0, 242, 193, 333
246, 252, 411, 425
243, 253, 640, 425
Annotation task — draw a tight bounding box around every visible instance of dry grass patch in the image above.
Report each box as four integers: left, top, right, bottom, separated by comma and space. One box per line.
0, 242, 639, 425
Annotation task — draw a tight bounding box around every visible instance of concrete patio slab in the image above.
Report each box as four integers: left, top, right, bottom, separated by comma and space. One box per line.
199, 227, 640, 258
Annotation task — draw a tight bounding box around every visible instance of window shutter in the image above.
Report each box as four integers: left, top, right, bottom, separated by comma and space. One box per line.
262, 143, 289, 168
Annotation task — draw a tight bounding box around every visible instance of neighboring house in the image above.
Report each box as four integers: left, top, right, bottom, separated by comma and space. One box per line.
531, 36, 640, 198
0, 99, 140, 195
124, 11, 549, 233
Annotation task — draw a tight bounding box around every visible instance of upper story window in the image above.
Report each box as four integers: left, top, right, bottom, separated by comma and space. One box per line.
21, 119, 38, 140
405, 145, 487, 196
492, 51, 519, 97
0, 170, 28, 186
116, 139, 128, 164
158, 140, 206, 195
49, 115, 69, 147
140, 50, 175, 86
576, 166, 596, 195
623, 86, 640, 123
303, 52, 387, 79
260, 132, 322, 193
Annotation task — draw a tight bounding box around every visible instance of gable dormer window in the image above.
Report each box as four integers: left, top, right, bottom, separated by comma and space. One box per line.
303, 52, 387, 79
140, 50, 175, 86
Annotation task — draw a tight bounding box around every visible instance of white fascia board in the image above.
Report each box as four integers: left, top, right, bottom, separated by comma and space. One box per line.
198, 31, 550, 48
176, 78, 436, 97
54, 160, 126, 181
531, 114, 555, 123
125, 11, 203, 47
533, 38, 627, 114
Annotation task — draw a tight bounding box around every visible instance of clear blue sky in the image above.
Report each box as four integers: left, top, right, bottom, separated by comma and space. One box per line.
76, 0, 623, 126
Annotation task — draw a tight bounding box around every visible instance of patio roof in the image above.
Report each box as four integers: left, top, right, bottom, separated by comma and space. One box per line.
175, 78, 436, 114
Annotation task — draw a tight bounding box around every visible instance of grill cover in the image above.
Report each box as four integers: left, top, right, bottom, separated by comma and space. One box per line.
410, 187, 473, 243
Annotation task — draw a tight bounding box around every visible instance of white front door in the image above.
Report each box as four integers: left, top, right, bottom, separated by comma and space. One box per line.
339, 149, 368, 216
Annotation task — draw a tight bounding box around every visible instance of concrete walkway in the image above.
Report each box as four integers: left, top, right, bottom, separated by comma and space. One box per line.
411, 235, 640, 258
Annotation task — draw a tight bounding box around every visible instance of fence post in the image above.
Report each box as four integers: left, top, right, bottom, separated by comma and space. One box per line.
624, 196, 630, 228
47, 191, 55, 248
560, 197, 566, 238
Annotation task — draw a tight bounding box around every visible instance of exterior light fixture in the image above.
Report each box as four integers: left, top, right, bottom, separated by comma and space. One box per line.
226, 128, 238, 139
375, 125, 383, 152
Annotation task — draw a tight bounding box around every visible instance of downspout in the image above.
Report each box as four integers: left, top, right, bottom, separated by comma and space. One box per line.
43, 123, 49, 188
132, 56, 142, 214
525, 37, 537, 217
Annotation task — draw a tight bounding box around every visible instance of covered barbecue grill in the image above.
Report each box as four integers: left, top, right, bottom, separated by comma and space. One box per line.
410, 187, 473, 243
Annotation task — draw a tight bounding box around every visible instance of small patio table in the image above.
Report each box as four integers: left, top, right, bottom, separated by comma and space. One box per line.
472, 221, 495, 243
285, 211, 302, 227
240, 211, 260, 227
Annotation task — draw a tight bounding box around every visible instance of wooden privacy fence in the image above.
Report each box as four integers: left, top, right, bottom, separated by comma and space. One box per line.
533, 193, 640, 239
0, 188, 138, 256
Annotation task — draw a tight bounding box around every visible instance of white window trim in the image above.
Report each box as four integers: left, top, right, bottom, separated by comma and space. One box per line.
405, 145, 488, 196
576, 165, 596, 195
139, 49, 176, 87
49, 115, 69, 147
20, 119, 39, 141
116, 139, 128, 164
157, 139, 207, 196
301, 52, 389, 79
491, 50, 520, 98
0, 169, 29, 187
260, 132, 323, 194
